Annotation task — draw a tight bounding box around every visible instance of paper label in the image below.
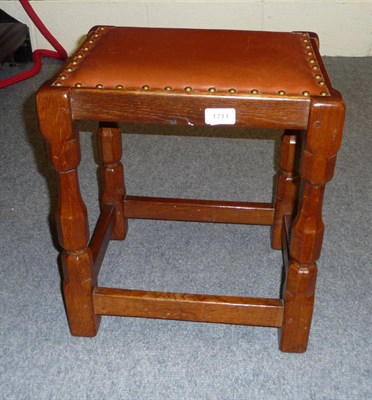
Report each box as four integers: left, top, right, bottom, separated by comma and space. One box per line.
205, 108, 236, 125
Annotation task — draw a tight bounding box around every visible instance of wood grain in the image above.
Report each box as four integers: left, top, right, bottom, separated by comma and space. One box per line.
124, 196, 274, 225
71, 90, 310, 130
94, 287, 284, 328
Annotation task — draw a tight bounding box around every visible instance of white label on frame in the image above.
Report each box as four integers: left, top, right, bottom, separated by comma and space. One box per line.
205, 108, 236, 125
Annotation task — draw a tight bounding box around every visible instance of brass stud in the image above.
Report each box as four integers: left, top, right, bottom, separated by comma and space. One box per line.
208, 87, 216, 93
305, 45, 311, 49
228, 88, 236, 94
315, 74, 322, 79
72, 61, 78, 65
309, 59, 316, 64
320, 92, 327, 96
83, 47, 89, 51
318, 81, 325, 86
303, 39, 309, 43
66, 67, 73, 72
88, 40, 94, 44
164, 86, 172, 91
77, 54, 83, 59
250, 89, 259, 94
184, 86, 192, 92
312, 65, 319, 70
59, 74, 67, 80
302, 32, 307, 36
115, 84, 124, 89
95, 84, 103, 89
302, 91, 311, 97
307, 52, 313, 56
278, 90, 286, 96
54, 82, 62, 86
142, 85, 150, 91
94, 34, 99, 38
75, 83, 82, 88
100, 27, 105, 30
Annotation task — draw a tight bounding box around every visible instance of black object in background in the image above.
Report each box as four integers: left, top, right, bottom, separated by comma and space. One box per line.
0, 9, 33, 64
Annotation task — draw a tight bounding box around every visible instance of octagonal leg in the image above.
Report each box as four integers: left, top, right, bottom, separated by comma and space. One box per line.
272, 130, 301, 250
97, 122, 127, 240
280, 97, 345, 352
36, 86, 100, 336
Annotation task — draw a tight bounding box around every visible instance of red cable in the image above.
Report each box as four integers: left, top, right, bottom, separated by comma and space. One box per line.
19, 0, 67, 59
0, 0, 67, 89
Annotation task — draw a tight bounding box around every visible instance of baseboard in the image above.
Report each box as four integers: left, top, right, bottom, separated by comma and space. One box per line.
1, 1, 371, 56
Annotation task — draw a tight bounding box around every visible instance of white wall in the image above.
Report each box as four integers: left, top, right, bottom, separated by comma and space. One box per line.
1, 0, 371, 56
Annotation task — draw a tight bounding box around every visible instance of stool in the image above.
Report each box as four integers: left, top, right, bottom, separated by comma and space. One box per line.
36, 26, 345, 353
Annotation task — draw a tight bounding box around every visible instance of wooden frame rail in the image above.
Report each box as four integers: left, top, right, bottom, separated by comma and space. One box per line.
89, 204, 116, 277
88, 204, 282, 329
71, 90, 310, 130
282, 215, 292, 277
124, 196, 274, 225
93, 287, 284, 328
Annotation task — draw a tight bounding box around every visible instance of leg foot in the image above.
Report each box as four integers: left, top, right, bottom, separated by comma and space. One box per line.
279, 261, 317, 352
62, 249, 101, 336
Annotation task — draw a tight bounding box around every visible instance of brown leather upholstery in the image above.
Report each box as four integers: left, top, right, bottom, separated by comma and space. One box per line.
54, 26, 329, 97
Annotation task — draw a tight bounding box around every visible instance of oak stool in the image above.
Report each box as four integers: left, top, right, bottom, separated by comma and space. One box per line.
36, 26, 345, 352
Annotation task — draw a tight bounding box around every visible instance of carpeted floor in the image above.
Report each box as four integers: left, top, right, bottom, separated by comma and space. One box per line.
0, 57, 371, 400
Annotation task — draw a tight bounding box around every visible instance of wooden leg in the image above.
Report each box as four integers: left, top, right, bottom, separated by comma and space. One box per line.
97, 122, 127, 240
36, 87, 100, 336
272, 131, 301, 250
279, 182, 323, 352
280, 98, 345, 352
57, 169, 100, 336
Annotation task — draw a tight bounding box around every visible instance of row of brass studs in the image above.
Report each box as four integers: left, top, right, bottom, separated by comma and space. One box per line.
54, 81, 328, 97
301, 32, 328, 96
53, 26, 108, 86
57, 82, 326, 97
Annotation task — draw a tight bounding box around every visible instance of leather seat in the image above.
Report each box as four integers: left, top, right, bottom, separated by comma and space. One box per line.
54, 26, 329, 97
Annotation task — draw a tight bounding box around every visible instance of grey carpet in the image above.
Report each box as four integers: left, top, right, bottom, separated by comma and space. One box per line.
0, 57, 371, 400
